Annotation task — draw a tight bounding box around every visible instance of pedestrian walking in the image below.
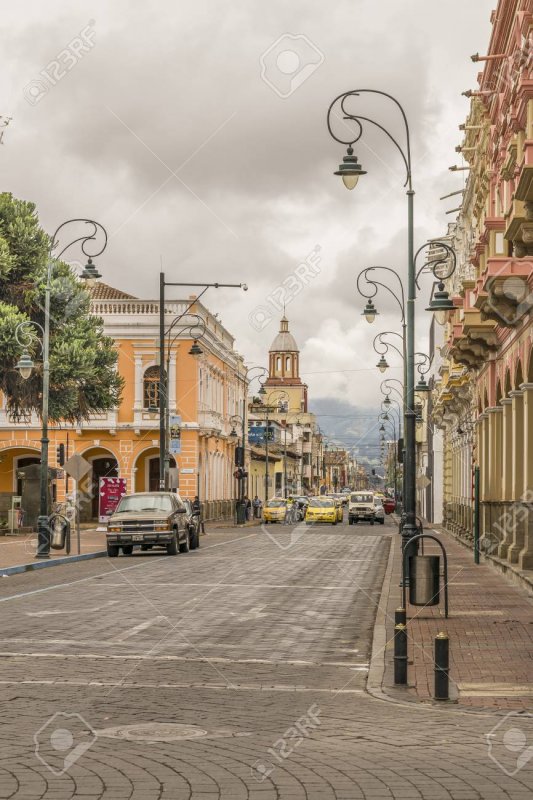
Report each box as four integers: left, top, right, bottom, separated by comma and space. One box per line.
245, 496, 252, 521
253, 495, 261, 519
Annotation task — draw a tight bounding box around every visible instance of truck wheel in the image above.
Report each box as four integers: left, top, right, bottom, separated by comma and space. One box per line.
179, 530, 190, 553
370, 520, 374, 526
107, 544, 119, 558
380, 519, 385, 525
167, 533, 179, 555
122, 545, 133, 555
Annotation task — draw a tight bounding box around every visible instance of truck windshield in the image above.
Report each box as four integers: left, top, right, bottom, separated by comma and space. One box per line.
116, 495, 174, 513
351, 494, 373, 503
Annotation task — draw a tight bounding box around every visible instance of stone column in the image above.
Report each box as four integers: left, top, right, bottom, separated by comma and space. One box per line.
487, 406, 503, 543
133, 356, 143, 411
498, 398, 514, 558
507, 389, 525, 563
519, 384, 533, 569
477, 413, 490, 537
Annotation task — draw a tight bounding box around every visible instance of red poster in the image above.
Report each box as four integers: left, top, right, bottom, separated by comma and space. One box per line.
99, 477, 127, 523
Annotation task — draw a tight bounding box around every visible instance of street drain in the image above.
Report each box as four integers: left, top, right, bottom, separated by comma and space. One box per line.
97, 723, 208, 742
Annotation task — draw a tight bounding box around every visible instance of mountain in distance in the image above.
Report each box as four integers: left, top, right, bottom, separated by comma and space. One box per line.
308, 397, 383, 468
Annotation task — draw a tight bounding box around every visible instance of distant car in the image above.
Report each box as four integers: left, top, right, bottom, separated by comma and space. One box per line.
263, 498, 287, 523
373, 498, 385, 525
106, 492, 190, 556
383, 497, 396, 514
305, 498, 337, 525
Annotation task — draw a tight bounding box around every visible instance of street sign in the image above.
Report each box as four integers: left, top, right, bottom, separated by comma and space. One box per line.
180, 468, 195, 474
64, 453, 92, 482
169, 414, 181, 455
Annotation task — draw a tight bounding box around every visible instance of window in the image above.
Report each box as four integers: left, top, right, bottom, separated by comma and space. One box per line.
143, 366, 162, 410
286, 356, 291, 371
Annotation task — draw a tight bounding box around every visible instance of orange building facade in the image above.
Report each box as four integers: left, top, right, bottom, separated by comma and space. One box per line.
0, 283, 247, 523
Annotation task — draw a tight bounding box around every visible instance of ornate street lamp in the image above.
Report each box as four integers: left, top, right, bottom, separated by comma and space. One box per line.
15, 219, 108, 558
327, 88, 456, 550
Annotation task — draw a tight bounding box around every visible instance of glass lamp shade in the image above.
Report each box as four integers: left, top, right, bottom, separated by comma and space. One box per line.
342, 174, 359, 190
434, 309, 448, 326
376, 356, 389, 373
16, 350, 34, 380
79, 257, 102, 287
362, 299, 378, 324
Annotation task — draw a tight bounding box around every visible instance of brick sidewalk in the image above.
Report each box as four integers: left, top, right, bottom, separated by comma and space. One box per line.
383, 527, 533, 710
0, 529, 107, 569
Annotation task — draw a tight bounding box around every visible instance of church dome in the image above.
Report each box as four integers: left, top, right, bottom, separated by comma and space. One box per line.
269, 316, 299, 353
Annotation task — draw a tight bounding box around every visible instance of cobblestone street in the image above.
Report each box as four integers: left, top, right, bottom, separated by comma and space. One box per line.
1, 518, 533, 799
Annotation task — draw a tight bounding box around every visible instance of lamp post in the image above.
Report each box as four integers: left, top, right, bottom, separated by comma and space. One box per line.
250, 389, 290, 503
158, 276, 248, 490
15, 219, 107, 558
327, 88, 456, 547
159, 315, 206, 489
229, 412, 247, 520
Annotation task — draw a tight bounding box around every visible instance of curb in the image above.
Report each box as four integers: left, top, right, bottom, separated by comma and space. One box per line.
0, 550, 107, 577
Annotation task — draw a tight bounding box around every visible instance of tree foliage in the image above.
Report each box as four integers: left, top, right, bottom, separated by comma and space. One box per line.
0, 193, 123, 422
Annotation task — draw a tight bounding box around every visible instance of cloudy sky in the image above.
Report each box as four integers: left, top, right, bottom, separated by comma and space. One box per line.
1, 0, 494, 432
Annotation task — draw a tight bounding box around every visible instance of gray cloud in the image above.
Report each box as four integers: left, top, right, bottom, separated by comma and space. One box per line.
1, 0, 493, 432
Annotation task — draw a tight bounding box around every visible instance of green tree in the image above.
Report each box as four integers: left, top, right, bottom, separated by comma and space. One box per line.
0, 192, 123, 422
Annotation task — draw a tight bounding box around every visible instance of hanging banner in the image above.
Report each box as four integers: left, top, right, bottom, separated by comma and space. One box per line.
169, 414, 182, 455
99, 477, 127, 523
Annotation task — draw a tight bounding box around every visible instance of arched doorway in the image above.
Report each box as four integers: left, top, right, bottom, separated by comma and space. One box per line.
16, 456, 41, 496
90, 457, 119, 519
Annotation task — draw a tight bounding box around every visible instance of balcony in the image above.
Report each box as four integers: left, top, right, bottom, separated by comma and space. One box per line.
302, 440, 312, 454
198, 410, 223, 435
474, 257, 533, 327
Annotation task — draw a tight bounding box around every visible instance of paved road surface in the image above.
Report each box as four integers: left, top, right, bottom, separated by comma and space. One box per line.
1, 515, 532, 798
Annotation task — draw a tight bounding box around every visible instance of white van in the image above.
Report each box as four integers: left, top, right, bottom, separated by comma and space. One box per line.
348, 491, 376, 525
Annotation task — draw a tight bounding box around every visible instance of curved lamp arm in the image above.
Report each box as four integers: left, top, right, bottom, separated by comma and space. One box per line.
357, 266, 406, 323
414, 241, 457, 289
51, 219, 108, 262
15, 320, 45, 352
373, 331, 404, 360
415, 352, 431, 375
327, 89, 412, 189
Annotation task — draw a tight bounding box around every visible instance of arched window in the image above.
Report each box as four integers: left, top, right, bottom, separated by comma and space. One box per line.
143, 366, 161, 410
286, 356, 291, 372
276, 356, 281, 371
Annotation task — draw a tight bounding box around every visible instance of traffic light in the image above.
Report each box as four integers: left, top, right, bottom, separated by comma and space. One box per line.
56, 443, 65, 466
234, 446, 244, 467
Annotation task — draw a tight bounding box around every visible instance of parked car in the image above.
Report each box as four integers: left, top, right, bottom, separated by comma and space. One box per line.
373, 497, 385, 525
183, 498, 201, 549
305, 497, 337, 525
383, 497, 397, 515
348, 491, 375, 525
106, 492, 190, 556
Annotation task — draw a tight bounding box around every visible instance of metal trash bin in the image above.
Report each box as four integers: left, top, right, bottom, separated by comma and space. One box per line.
50, 514, 70, 550
409, 555, 440, 606
236, 501, 247, 525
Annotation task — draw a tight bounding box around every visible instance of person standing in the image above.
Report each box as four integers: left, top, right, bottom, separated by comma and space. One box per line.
253, 495, 261, 519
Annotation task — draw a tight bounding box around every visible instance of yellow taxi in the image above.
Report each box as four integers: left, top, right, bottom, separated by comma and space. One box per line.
263, 498, 287, 523
305, 497, 337, 525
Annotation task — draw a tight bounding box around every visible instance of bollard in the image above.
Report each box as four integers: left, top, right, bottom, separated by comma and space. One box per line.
395, 606, 406, 626
393, 623, 408, 685
434, 631, 449, 700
